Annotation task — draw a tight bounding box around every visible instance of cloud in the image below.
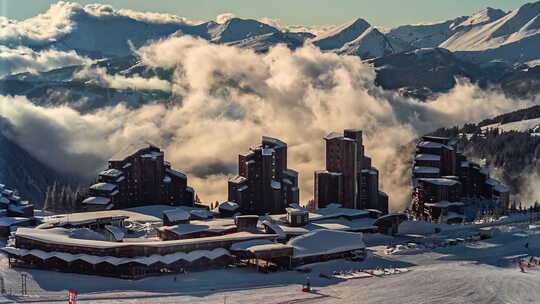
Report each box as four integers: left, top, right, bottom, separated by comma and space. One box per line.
0, 36, 534, 211
74, 66, 172, 91
0, 1, 198, 47
216, 13, 237, 24
0, 46, 93, 78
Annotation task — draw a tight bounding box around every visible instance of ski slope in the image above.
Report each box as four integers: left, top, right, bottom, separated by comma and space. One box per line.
481, 117, 540, 133
1, 218, 539, 303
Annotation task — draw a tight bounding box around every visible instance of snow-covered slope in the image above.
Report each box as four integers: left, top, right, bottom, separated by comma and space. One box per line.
337, 27, 405, 59
0, 131, 71, 206
441, 2, 540, 63
481, 117, 540, 133
310, 18, 372, 50
386, 17, 468, 50
226, 32, 306, 53
387, 8, 507, 51
453, 7, 507, 29
208, 18, 280, 44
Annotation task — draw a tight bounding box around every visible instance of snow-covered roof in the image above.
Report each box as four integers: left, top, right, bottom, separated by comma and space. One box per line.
100, 169, 123, 178
82, 196, 111, 205
8, 204, 26, 215
263, 217, 377, 239
413, 166, 440, 174
262, 136, 287, 148
0, 217, 33, 227
418, 178, 460, 186
230, 239, 274, 251
219, 201, 240, 212
90, 183, 117, 192
486, 178, 499, 186
15, 228, 276, 249
287, 229, 365, 258
159, 219, 237, 237
284, 169, 298, 177
0, 197, 10, 205
248, 243, 293, 254
163, 209, 190, 222
271, 181, 281, 190
229, 175, 247, 184
190, 209, 213, 219
166, 168, 186, 179
494, 184, 510, 193
262, 148, 275, 156
361, 168, 378, 175
2, 247, 230, 266
425, 201, 464, 208
415, 154, 441, 161
324, 132, 355, 141
443, 212, 466, 222
1, 189, 13, 196
104, 225, 125, 241
141, 151, 164, 158
286, 208, 308, 216
417, 141, 453, 150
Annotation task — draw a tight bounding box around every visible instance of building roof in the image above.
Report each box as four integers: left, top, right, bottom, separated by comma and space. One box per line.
284, 169, 298, 177
82, 196, 111, 205
271, 181, 281, 190
100, 169, 123, 178
324, 132, 355, 142
263, 216, 377, 239
15, 228, 276, 249
415, 154, 441, 161
417, 141, 453, 150
413, 166, 440, 174
219, 201, 240, 212
104, 225, 125, 241
163, 209, 191, 222
262, 136, 287, 148
287, 229, 365, 258
425, 201, 464, 208
90, 183, 117, 192
230, 239, 275, 251
262, 148, 275, 156
2, 247, 230, 266
166, 168, 186, 179
229, 175, 247, 184
158, 219, 237, 238
0, 217, 33, 227
418, 178, 460, 186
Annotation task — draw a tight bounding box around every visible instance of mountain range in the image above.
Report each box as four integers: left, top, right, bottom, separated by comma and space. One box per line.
1, 1, 540, 204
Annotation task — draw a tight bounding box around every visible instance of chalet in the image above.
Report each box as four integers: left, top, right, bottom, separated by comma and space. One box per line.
410, 135, 510, 222
0, 184, 35, 237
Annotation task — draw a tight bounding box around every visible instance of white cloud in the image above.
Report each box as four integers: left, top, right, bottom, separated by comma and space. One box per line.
216, 13, 237, 24
0, 1, 198, 47
0, 36, 534, 210
0, 46, 93, 78
74, 66, 171, 91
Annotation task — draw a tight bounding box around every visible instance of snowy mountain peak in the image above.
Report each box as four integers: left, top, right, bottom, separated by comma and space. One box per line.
208, 18, 280, 43
337, 27, 401, 59
310, 18, 372, 50
454, 7, 507, 29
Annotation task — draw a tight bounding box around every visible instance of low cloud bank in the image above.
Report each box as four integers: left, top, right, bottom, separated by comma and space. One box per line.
0, 36, 534, 210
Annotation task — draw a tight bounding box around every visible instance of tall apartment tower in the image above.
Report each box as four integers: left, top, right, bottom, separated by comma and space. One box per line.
83, 145, 194, 211
228, 136, 300, 215
315, 129, 388, 213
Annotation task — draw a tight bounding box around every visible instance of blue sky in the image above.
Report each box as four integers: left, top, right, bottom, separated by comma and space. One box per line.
0, 0, 534, 27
